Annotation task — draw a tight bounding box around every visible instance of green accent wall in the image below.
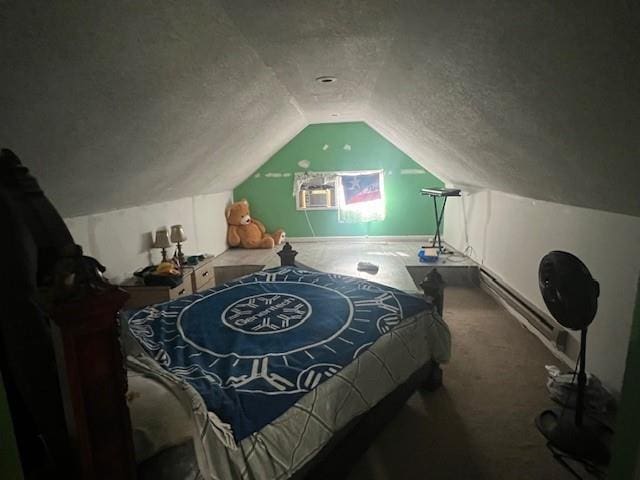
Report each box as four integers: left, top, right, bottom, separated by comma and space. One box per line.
610, 277, 640, 479
233, 122, 444, 237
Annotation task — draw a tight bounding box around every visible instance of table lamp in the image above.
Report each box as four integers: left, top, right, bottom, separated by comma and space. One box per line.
170, 224, 187, 265
153, 228, 172, 262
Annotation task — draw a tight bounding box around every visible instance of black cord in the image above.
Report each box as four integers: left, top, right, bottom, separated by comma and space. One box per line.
548, 442, 607, 480
547, 443, 583, 479
557, 347, 612, 427
547, 443, 606, 480
549, 343, 608, 480
444, 252, 468, 263
557, 346, 581, 420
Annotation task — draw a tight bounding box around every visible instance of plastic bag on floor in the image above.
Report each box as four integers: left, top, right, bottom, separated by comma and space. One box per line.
545, 365, 615, 413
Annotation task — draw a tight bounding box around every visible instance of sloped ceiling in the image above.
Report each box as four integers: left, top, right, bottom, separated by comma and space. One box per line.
1, 1, 639, 217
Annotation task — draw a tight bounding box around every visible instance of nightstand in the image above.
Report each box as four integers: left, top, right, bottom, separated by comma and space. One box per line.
121, 257, 216, 309
120, 277, 193, 309
187, 255, 216, 293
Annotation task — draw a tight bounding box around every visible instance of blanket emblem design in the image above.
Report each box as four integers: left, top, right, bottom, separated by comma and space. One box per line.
222, 293, 311, 334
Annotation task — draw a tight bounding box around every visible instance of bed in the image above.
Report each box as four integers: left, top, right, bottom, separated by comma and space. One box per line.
0, 149, 451, 479
123, 266, 450, 479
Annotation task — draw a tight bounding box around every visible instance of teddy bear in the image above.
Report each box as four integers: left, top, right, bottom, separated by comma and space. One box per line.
226, 199, 285, 249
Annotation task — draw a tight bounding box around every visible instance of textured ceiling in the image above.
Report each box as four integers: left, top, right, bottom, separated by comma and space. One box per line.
1, 1, 639, 217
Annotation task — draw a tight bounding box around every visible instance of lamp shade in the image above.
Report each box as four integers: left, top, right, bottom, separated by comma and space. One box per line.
153, 228, 171, 249
170, 224, 187, 243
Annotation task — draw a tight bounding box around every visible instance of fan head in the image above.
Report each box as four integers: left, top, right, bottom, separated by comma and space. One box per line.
538, 251, 599, 330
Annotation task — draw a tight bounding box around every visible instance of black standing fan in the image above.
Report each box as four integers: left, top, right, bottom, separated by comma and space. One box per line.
535, 251, 612, 473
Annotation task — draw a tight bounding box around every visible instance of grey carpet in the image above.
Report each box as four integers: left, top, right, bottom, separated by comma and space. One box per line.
348, 286, 576, 480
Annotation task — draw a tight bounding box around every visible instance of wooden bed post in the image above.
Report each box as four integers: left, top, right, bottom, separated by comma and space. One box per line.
50, 286, 136, 479
420, 269, 445, 391
420, 268, 445, 317
278, 242, 298, 266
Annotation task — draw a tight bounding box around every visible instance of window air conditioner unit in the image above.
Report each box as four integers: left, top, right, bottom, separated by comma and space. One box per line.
300, 189, 334, 209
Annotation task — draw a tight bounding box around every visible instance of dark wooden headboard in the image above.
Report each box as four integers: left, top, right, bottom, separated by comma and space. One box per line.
0, 149, 136, 478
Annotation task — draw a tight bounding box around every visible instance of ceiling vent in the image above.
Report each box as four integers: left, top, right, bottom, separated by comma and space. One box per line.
315, 76, 337, 84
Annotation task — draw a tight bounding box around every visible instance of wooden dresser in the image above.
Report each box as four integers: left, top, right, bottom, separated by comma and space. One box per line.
121, 256, 216, 309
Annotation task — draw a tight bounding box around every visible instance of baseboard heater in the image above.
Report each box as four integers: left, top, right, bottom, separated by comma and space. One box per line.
478, 267, 579, 361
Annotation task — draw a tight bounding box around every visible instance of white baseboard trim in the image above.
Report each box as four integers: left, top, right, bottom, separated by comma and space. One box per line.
287, 235, 435, 243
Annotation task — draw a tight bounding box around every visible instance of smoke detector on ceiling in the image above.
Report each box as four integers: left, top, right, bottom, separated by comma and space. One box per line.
315, 76, 337, 84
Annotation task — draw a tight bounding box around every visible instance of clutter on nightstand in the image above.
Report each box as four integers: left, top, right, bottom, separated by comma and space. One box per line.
122, 256, 215, 309
134, 261, 182, 288
185, 254, 206, 266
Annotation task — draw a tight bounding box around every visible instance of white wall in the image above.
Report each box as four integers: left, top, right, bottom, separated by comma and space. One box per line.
65, 191, 232, 283
444, 190, 640, 394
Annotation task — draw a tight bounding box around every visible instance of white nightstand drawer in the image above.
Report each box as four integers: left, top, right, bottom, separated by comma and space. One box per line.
189, 257, 216, 292
168, 279, 193, 299
122, 277, 192, 309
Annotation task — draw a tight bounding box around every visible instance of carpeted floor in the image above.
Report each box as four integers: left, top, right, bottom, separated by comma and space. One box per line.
348, 286, 576, 480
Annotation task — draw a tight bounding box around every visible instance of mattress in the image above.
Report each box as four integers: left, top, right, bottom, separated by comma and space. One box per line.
124, 267, 450, 479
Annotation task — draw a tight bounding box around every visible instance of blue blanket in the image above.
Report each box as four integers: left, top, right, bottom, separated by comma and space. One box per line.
125, 267, 430, 441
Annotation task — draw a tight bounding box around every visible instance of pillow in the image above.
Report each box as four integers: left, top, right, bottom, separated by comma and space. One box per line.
126, 371, 193, 463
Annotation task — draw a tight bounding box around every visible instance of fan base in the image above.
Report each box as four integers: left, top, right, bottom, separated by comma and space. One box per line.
535, 408, 612, 466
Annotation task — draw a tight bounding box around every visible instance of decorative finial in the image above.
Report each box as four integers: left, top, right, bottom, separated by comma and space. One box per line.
277, 242, 298, 266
